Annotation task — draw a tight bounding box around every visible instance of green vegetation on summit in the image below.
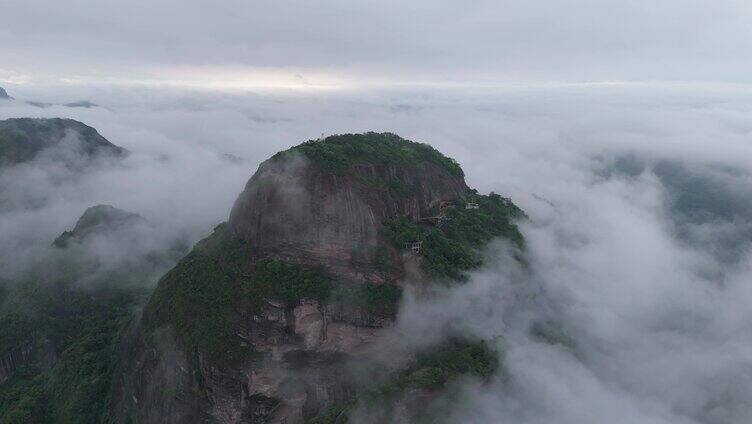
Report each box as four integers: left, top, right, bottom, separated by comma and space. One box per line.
272, 132, 464, 177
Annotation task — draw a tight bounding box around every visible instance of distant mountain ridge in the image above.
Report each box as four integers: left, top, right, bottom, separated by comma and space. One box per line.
26, 100, 99, 109
0, 86, 11, 100
53, 205, 147, 248
0, 118, 126, 166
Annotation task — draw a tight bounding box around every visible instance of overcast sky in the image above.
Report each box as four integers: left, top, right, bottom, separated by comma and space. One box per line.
2, 0, 752, 89
2, 3, 752, 422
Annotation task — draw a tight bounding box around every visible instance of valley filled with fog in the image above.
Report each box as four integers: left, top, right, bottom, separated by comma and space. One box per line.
2, 82, 751, 423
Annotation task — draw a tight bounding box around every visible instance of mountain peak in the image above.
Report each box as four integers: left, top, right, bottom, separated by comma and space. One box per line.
272, 132, 464, 177
116, 133, 525, 423
229, 132, 469, 283
53, 205, 146, 247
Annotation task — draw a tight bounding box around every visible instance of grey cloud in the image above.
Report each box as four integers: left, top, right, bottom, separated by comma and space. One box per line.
2, 1, 752, 84
2, 83, 752, 422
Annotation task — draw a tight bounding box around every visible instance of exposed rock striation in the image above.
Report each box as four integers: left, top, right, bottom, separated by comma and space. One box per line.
229, 135, 468, 283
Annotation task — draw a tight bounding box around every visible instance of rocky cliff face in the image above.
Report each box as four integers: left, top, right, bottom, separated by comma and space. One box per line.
116, 293, 376, 423
113, 133, 520, 423
229, 149, 468, 283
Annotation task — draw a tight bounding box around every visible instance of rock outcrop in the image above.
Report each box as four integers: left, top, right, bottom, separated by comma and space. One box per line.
229, 137, 468, 283
113, 133, 521, 423
116, 290, 369, 423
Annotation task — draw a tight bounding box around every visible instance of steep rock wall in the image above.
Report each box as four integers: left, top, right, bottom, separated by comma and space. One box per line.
114, 298, 385, 423
228, 156, 468, 283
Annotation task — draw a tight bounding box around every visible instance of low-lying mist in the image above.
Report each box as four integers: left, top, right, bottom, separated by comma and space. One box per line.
2, 82, 751, 422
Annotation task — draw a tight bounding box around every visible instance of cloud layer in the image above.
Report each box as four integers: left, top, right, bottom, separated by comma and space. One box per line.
2, 82, 752, 422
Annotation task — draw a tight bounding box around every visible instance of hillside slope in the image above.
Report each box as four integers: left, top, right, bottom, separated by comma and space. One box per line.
0, 118, 126, 166
0, 204, 183, 424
